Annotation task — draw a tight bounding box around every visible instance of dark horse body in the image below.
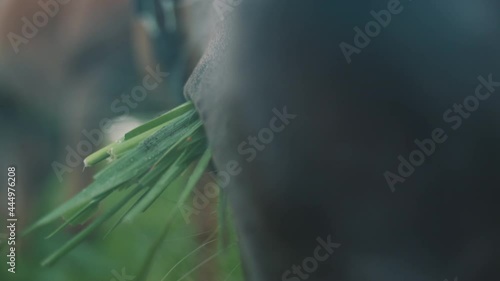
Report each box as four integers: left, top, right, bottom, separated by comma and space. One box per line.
186, 1, 500, 280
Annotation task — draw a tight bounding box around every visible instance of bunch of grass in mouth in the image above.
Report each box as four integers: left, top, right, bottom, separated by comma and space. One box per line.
24, 101, 213, 269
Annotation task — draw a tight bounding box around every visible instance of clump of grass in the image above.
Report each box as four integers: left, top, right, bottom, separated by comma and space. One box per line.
24, 101, 213, 269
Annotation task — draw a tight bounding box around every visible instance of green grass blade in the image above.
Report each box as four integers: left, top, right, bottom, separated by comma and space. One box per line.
133, 147, 212, 281
124, 102, 193, 140
102, 186, 150, 239
150, 119, 203, 169
134, 208, 177, 281
83, 141, 117, 167
124, 153, 188, 221
41, 186, 142, 267
108, 129, 157, 158
25, 110, 199, 234
45, 199, 100, 239
177, 148, 212, 205
102, 153, 179, 238
113, 150, 211, 280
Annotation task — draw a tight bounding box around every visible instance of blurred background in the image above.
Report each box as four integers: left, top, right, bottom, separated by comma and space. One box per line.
0, 0, 242, 280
